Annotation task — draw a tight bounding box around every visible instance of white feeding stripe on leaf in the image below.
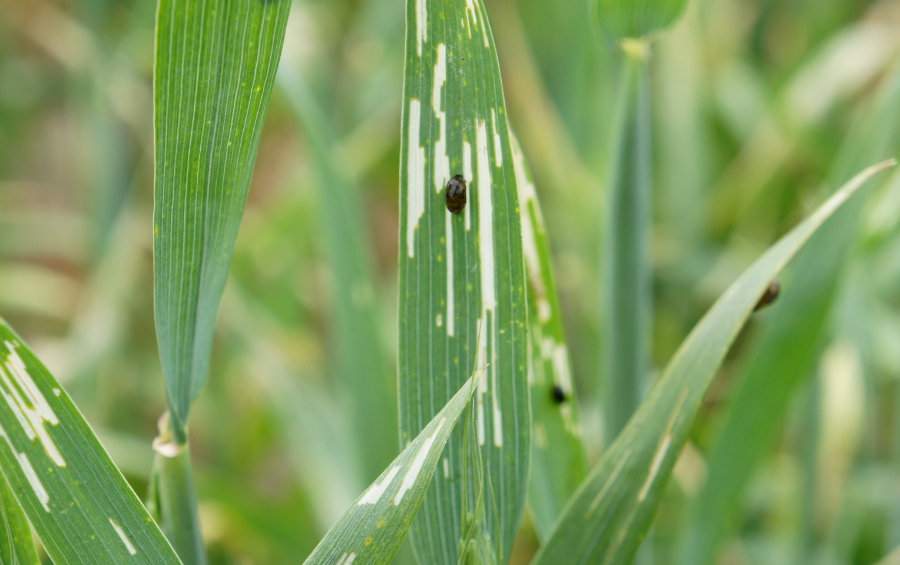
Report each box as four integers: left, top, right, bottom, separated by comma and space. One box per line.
463, 141, 473, 231
0, 321, 181, 563
491, 110, 503, 166
406, 99, 425, 258
358, 465, 401, 506
433, 44, 449, 193
109, 518, 138, 556
395, 418, 445, 505
446, 216, 455, 336
304, 377, 477, 565
17, 451, 49, 511
0, 341, 64, 467
415, 0, 427, 56
476, 121, 496, 312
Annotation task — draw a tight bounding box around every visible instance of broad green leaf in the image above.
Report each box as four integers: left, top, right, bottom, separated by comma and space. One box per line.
603, 50, 652, 440
278, 67, 398, 482
595, 0, 688, 40
153, 0, 292, 435
0, 319, 181, 564
511, 138, 587, 540
0, 472, 39, 565
398, 0, 531, 562
305, 375, 478, 565
676, 64, 900, 565
533, 160, 896, 565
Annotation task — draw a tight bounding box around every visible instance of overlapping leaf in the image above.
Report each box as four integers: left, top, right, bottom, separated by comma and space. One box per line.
305, 375, 477, 565
511, 138, 587, 540
0, 319, 181, 564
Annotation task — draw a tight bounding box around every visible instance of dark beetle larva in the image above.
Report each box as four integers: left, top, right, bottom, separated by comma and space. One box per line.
754, 281, 781, 312
445, 174, 467, 214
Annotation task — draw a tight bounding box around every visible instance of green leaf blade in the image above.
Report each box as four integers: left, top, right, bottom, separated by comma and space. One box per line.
677, 65, 900, 565
595, 0, 688, 39
0, 319, 181, 564
153, 0, 292, 433
0, 472, 39, 565
511, 139, 587, 540
305, 376, 478, 565
399, 1, 531, 562
534, 160, 895, 565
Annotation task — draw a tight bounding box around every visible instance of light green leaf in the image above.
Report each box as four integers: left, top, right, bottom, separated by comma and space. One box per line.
398, 0, 531, 562
305, 374, 478, 565
677, 64, 900, 565
511, 138, 587, 540
0, 319, 181, 564
533, 160, 896, 565
603, 49, 652, 440
153, 0, 292, 435
0, 472, 39, 565
595, 0, 688, 40
278, 67, 398, 482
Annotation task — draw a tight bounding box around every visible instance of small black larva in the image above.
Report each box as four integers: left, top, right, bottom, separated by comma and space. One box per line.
754, 281, 781, 312
445, 174, 467, 214
551, 384, 567, 405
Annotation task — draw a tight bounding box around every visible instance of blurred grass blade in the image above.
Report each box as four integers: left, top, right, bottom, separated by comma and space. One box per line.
153, 0, 292, 435
595, 0, 688, 39
604, 47, 652, 440
278, 68, 397, 482
305, 375, 478, 565
677, 65, 900, 565
511, 137, 587, 540
0, 473, 39, 564
399, 0, 531, 561
0, 319, 181, 564
534, 160, 895, 565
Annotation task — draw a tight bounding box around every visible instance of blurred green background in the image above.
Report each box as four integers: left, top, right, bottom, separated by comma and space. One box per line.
2, 0, 900, 563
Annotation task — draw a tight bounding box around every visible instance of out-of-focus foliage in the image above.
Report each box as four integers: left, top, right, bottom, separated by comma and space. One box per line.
1, 0, 900, 563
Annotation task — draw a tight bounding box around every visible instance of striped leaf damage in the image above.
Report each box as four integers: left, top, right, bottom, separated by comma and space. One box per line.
0, 319, 181, 564
304, 373, 478, 565
398, 0, 530, 562
511, 138, 587, 540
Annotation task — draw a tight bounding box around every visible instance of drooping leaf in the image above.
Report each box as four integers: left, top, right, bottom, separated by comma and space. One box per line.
0, 319, 181, 564
677, 64, 900, 565
305, 374, 478, 565
511, 137, 587, 540
533, 161, 895, 565
153, 0, 292, 435
0, 472, 39, 565
398, 0, 531, 562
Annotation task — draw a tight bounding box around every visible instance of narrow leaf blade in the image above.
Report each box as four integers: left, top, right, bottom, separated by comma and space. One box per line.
0, 472, 39, 565
534, 161, 895, 565
399, 0, 531, 562
305, 376, 478, 565
511, 138, 587, 539
0, 319, 181, 564
153, 0, 292, 432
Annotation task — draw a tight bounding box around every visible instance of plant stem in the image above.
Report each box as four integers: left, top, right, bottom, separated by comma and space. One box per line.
604, 40, 653, 441
152, 414, 206, 565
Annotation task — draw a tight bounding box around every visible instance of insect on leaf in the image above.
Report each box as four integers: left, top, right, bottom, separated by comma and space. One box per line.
0, 319, 181, 564
511, 138, 587, 540
398, 0, 531, 562
534, 160, 895, 565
